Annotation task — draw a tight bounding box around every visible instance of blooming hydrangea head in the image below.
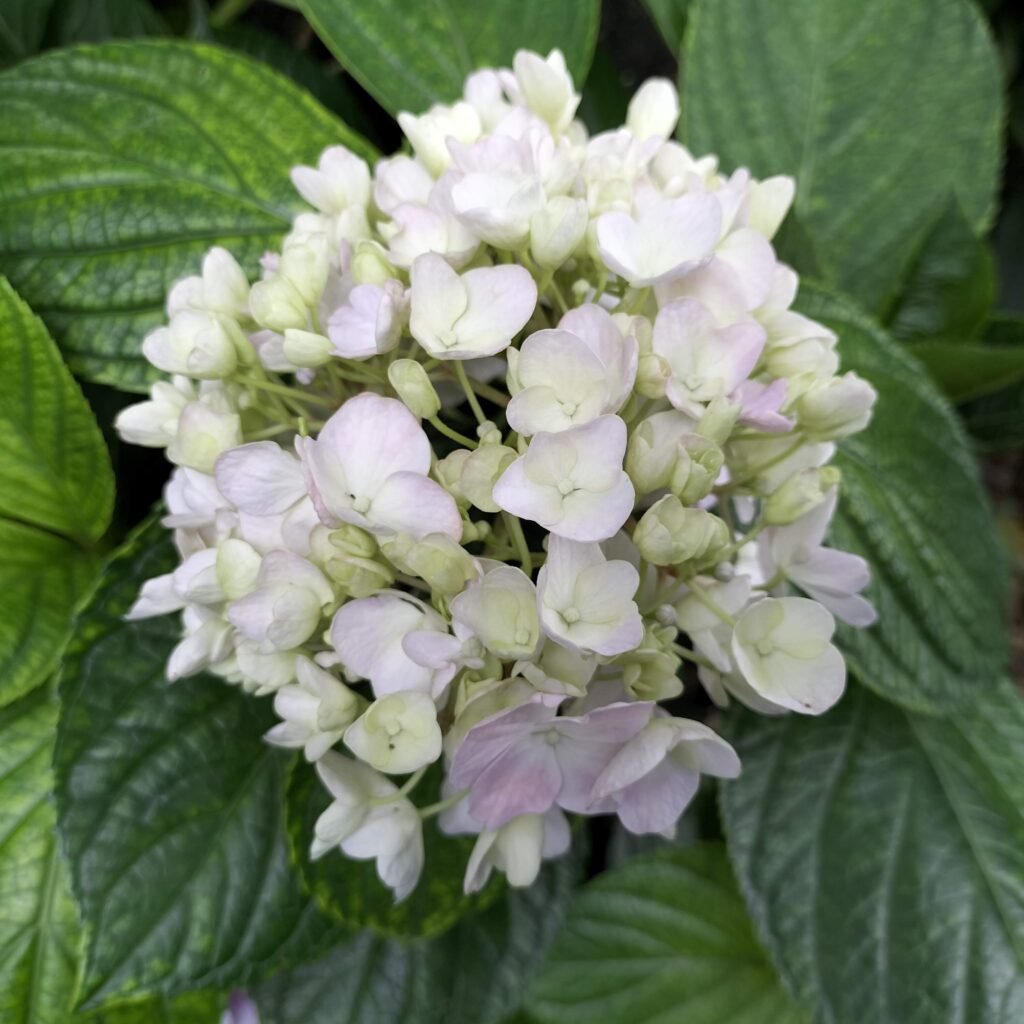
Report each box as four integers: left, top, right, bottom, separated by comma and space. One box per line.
119, 50, 877, 902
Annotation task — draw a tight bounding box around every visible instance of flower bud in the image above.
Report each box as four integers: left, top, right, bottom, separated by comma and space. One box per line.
283, 328, 333, 368
670, 434, 724, 505
309, 524, 395, 598
344, 690, 443, 774
618, 622, 683, 701
764, 467, 841, 526
795, 372, 877, 440
216, 538, 262, 600
166, 402, 242, 473
765, 337, 838, 382
512, 49, 579, 134
352, 240, 397, 285
388, 359, 441, 419
279, 230, 330, 307
249, 274, 308, 332
381, 532, 477, 597
530, 196, 588, 269
633, 496, 731, 569
142, 310, 238, 379
626, 78, 680, 140
114, 379, 191, 447
696, 395, 742, 446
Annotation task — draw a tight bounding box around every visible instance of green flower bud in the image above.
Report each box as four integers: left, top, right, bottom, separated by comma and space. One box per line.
670, 434, 724, 505
283, 328, 333, 368
381, 532, 477, 597
795, 371, 877, 440
696, 395, 741, 446
310, 524, 394, 598
351, 240, 397, 285
763, 467, 841, 526
633, 495, 731, 569
388, 359, 441, 419
618, 622, 683, 701
249, 274, 307, 332
437, 444, 517, 514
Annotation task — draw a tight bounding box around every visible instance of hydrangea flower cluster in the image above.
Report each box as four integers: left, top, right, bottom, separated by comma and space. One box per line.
118, 50, 877, 901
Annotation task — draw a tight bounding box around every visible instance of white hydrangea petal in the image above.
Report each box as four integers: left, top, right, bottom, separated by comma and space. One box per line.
215, 441, 306, 515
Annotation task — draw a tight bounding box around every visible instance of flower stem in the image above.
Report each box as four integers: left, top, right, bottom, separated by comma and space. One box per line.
684, 580, 737, 627
502, 511, 533, 576
453, 361, 488, 424
418, 788, 468, 820
428, 416, 477, 448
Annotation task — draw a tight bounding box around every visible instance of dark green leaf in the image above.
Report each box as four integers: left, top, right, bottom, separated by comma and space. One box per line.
256, 849, 582, 1024
0, 278, 112, 707
44, 0, 168, 47
0, 688, 83, 1024
287, 759, 496, 938
526, 843, 806, 1024
0, 0, 56, 62
55, 522, 338, 1007
0, 41, 375, 390
682, 0, 1003, 310
908, 340, 1024, 404
721, 682, 1024, 1024
885, 199, 995, 345
798, 283, 1009, 712
641, 0, 690, 54
962, 380, 1024, 452
299, 0, 601, 115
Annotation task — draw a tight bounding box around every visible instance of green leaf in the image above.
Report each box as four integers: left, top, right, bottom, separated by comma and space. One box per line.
287, 759, 496, 938
526, 843, 806, 1024
0, 278, 113, 541
0, 688, 83, 1024
299, 0, 601, 116
885, 199, 995, 345
641, 0, 691, 54
0, 40, 374, 391
256, 850, 582, 1024
44, 0, 168, 47
55, 522, 338, 1008
798, 283, 1009, 713
962, 379, 1024, 452
908, 339, 1024, 404
721, 682, 1024, 1024
682, 0, 1003, 310
0, 278, 113, 707
80, 991, 225, 1023
0, 0, 56, 62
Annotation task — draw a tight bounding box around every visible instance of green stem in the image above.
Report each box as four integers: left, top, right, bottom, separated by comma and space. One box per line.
209, 0, 256, 28
671, 643, 716, 671
547, 277, 570, 314
419, 788, 468, 820
684, 580, 737, 627
502, 512, 533, 576
453, 361, 488, 424
428, 416, 477, 448
244, 374, 335, 409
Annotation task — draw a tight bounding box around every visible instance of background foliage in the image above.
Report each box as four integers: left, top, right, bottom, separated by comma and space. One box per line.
0, 0, 1022, 1021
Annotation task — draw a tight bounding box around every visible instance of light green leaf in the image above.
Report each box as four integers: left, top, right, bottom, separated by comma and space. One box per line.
55, 523, 338, 1008
799, 283, 1009, 712
682, 0, 1003, 310
526, 843, 806, 1024
721, 682, 1024, 1024
256, 849, 582, 1024
80, 991, 225, 1023
299, 0, 601, 115
0, 278, 112, 707
287, 760, 497, 938
0, 688, 83, 1024
0, 41, 374, 390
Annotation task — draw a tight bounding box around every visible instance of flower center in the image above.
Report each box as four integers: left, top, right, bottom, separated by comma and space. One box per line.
562, 606, 581, 625
514, 627, 531, 645
352, 495, 371, 514
557, 479, 575, 496
755, 638, 775, 657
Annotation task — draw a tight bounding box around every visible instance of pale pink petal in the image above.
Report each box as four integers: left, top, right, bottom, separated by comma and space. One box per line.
369, 471, 463, 540
215, 441, 306, 515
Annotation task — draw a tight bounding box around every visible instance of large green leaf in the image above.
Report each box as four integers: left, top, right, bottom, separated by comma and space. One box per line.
526, 843, 806, 1024
0, 688, 83, 1024
682, 0, 1003, 310
299, 0, 601, 115
798, 284, 1009, 713
721, 682, 1024, 1024
256, 849, 582, 1024
884, 199, 995, 346
0, 40, 374, 390
287, 760, 496, 939
0, 278, 112, 707
54, 523, 338, 1008
82, 991, 225, 1023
